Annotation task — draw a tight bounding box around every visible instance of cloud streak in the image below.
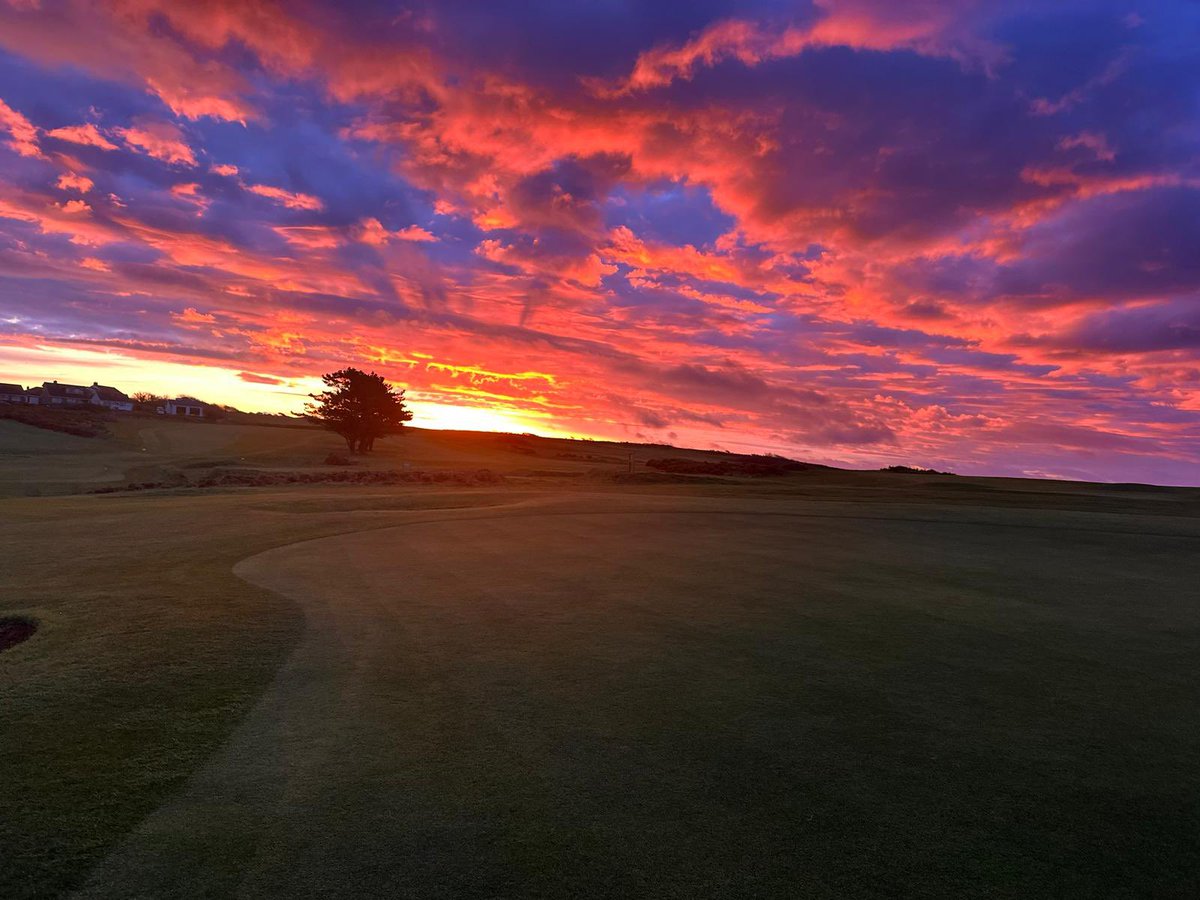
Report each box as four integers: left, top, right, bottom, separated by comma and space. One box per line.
0, 2, 1198, 483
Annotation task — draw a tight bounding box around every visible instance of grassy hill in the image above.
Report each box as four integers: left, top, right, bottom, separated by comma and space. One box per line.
3, 412, 816, 495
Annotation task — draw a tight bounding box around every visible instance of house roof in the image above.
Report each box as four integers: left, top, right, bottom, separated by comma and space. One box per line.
0, 383, 21, 394
170, 397, 205, 407
42, 381, 90, 397
91, 384, 130, 402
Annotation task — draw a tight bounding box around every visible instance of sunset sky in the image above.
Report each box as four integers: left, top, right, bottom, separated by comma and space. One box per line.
1, 2, 1198, 483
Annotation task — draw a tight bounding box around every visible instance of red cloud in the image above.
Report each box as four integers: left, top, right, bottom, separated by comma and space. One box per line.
238, 371, 285, 385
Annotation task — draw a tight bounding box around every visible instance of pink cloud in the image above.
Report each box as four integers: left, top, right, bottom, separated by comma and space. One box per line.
56, 172, 94, 193
599, 3, 998, 96
246, 182, 324, 210
1057, 131, 1116, 163
115, 118, 197, 165
0, 2, 258, 123
275, 225, 342, 249
0, 97, 41, 157
43, 123, 118, 151
357, 218, 436, 244
0, 189, 116, 246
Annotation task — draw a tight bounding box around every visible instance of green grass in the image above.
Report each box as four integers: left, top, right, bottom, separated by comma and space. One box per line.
0, 488, 510, 898
215, 504, 1197, 897
3, 425, 1200, 896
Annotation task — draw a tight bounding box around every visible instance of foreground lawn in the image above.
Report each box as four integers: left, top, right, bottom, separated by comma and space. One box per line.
0, 487, 517, 898
12, 488, 1195, 898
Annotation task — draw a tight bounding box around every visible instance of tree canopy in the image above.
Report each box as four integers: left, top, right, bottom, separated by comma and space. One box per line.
305, 368, 412, 453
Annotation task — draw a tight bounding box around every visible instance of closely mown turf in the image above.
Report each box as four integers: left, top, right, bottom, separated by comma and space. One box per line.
3, 421, 1200, 897
0, 488, 523, 898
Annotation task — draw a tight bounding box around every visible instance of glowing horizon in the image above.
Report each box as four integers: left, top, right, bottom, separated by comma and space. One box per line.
2, 2, 1199, 483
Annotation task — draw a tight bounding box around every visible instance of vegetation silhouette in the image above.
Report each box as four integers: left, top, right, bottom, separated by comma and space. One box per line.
0, 617, 36, 654
305, 368, 412, 453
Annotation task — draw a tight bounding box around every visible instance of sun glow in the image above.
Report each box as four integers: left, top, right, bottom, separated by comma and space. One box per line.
0, 344, 583, 437
408, 399, 569, 436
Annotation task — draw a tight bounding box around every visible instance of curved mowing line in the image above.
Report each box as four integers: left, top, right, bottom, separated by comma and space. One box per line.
81, 499, 1193, 895
0, 617, 37, 654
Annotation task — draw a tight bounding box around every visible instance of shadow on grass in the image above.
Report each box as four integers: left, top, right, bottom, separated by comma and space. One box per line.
0, 617, 37, 654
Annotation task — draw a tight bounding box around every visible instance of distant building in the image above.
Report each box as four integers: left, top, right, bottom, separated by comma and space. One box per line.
0, 383, 25, 404
29, 380, 135, 411
88, 382, 134, 412
40, 381, 93, 407
163, 397, 206, 418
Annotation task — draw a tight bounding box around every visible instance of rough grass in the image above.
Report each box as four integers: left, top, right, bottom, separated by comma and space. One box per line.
0, 402, 111, 437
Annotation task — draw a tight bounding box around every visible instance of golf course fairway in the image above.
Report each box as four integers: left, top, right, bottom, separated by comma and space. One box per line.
58, 492, 1200, 898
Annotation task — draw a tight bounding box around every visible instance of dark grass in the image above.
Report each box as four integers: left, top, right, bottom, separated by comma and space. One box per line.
0, 617, 37, 653
4, 479, 1200, 897
77, 500, 1200, 898
0, 491, 420, 898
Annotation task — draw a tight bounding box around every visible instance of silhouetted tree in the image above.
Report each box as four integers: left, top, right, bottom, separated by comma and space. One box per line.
305, 368, 412, 453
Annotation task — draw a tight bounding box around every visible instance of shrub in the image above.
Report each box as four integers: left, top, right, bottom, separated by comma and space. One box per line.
0, 404, 111, 437
645, 455, 814, 477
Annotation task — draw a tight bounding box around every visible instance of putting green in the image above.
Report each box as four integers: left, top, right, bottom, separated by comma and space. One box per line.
76, 495, 1200, 898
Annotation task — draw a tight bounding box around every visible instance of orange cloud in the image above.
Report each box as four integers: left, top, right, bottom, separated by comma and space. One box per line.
145, 78, 253, 124
0, 2, 258, 123
44, 122, 118, 151
275, 225, 341, 249
115, 118, 196, 165
357, 217, 436, 244
173, 306, 217, 325
0, 97, 41, 157
599, 4, 990, 96
246, 182, 323, 210
56, 172, 94, 193
0, 190, 116, 246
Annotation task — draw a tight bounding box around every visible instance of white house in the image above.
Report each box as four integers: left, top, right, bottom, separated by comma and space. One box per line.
88, 383, 134, 412
163, 397, 206, 418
